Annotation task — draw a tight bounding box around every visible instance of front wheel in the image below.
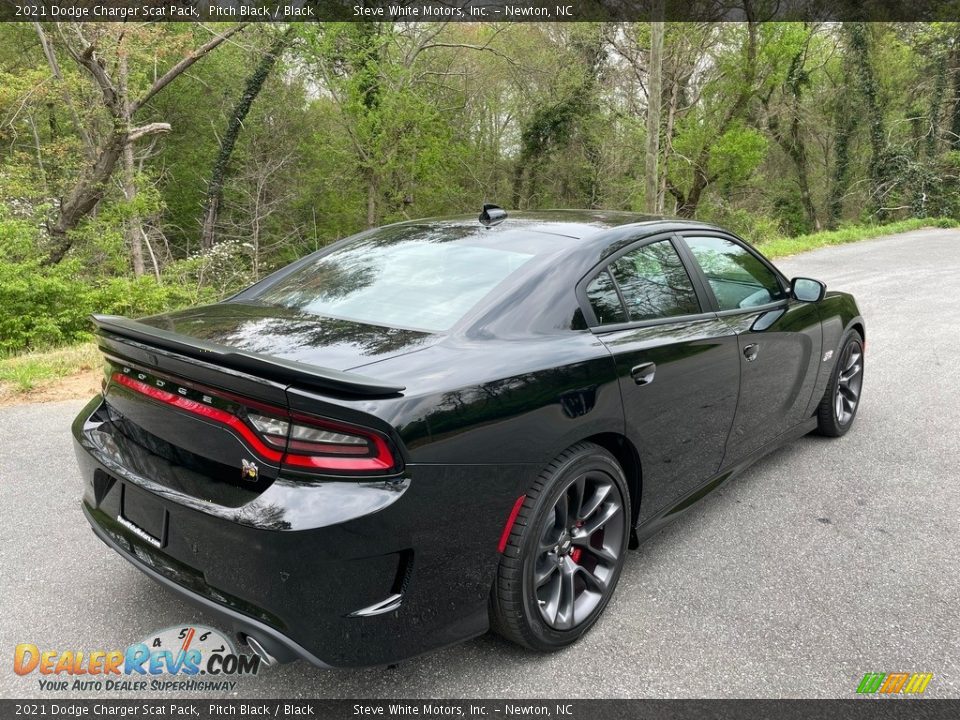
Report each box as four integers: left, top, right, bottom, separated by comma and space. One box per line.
816, 330, 864, 437
490, 443, 630, 651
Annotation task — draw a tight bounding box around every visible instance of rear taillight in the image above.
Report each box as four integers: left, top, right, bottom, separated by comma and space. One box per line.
248, 412, 395, 471
112, 369, 399, 475
287, 424, 369, 455
247, 414, 290, 448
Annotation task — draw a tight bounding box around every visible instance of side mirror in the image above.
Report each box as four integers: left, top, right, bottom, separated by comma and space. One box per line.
791, 277, 826, 303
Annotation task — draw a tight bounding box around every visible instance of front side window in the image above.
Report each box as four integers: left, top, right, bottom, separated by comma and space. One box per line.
607, 240, 700, 322
683, 236, 785, 310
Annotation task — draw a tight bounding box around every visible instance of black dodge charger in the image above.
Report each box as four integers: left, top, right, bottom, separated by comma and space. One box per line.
73, 208, 865, 668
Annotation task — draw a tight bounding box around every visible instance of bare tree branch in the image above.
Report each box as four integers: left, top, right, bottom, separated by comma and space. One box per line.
128, 122, 172, 142
33, 22, 96, 158
131, 23, 248, 115
411, 40, 517, 68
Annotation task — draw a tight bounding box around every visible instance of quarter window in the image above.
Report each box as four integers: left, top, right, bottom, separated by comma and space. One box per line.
607, 240, 700, 322
683, 236, 785, 310
585, 269, 628, 325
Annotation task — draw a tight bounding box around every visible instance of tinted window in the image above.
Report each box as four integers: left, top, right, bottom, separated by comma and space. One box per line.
253, 228, 535, 332
683, 236, 785, 310
608, 240, 700, 321
585, 270, 627, 325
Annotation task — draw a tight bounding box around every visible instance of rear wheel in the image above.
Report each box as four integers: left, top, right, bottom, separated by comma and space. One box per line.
816, 330, 864, 437
490, 443, 630, 651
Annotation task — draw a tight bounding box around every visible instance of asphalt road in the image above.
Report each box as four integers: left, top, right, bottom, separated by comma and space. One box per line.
1, 229, 958, 699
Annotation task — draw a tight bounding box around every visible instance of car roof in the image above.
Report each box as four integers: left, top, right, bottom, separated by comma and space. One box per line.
388, 209, 721, 245
363, 210, 730, 337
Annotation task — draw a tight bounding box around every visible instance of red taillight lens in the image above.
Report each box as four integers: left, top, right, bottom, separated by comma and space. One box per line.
287, 424, 370, 455
248, 412, 393, 469
113, 370, 399, 475
280, 414, 396, 472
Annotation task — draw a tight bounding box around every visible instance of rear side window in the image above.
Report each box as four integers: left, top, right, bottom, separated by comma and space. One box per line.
683, 236, 785, 310
585, 239, 701, 326
585, 269, 628, 325
607, 240, 700, 322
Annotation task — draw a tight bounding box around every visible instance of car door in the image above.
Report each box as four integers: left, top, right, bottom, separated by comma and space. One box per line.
678, 233, 822, 463
579, 234, 741, 523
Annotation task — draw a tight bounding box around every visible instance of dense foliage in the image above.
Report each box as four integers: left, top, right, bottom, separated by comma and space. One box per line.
2, 21, 959, 353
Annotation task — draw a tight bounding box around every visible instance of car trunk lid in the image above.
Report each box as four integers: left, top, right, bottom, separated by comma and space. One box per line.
92, 311, 407, 509
134, 302, 441, 373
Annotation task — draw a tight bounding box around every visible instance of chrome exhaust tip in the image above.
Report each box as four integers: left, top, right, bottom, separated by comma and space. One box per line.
348, 593, 402, 618
243, 634, 277, 667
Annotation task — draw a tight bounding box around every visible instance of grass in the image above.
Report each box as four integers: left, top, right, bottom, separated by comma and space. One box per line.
0, 342, 100, 393
758, 217, 958, 259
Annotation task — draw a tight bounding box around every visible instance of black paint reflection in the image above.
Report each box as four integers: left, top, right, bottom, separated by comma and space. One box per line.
599, 317, 740, 520
609, 240, 701, 321
142, 302, 433, 370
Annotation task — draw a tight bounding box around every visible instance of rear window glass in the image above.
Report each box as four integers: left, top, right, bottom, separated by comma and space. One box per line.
253, 230, 534, 332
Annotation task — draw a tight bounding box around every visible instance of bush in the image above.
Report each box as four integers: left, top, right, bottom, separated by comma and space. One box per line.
162, 238, 255, 300
0, 259, 84, 351
0, 215, 216, 354
697, 204, 785, 245
0, 256, 208, 354
0, 202, 254, 354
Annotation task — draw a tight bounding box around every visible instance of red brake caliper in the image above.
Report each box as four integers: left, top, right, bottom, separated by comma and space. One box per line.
570, 520, 584, 564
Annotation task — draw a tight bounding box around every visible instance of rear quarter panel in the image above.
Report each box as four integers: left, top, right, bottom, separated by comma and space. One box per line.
344, 333, 623, 467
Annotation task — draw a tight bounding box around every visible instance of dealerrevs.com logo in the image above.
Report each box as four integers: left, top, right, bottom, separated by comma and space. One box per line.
856, 672, 934, 695
14, 625, 262, 692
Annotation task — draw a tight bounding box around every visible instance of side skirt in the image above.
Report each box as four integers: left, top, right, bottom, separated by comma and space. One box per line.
632, 417, 818, 546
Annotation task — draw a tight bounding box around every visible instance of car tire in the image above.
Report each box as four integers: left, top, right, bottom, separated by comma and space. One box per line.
490, 442, 631, 651
815, 329, 864, 437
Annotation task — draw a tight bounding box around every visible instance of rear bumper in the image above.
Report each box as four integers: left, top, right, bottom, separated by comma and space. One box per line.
73, 396, 532, 668
82, 502, 333, 667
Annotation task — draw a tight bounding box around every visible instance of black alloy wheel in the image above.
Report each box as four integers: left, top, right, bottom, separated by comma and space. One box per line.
490, 443, 630, 651
816, 330, 864, 437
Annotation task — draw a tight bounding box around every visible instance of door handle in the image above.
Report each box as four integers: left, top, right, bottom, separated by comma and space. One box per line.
630, 362, 656, 385
743, 343, 760, 362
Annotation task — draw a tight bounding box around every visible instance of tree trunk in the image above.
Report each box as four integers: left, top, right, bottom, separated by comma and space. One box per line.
950, 35, 960, 149
33, 22, 95, 160
122, 141, 145, 277
118, 48, 145, 277
511, 163, 525, 209
43, 24, 246, 265
673, 167, 709, 218
829, 99, 857, 228
847, 23, 887, 216
792, 135, 820, 231
199, 194, 220, 251
773, 44, 820, 231
583, 139, 603, 208
660, 73, 680, 213
645, 20, 664, 214
366, 176, 377, 228
45, 128, 128, 265
927, 50, 948, 159
671, 16, 757, 218
200, 28, 292, 249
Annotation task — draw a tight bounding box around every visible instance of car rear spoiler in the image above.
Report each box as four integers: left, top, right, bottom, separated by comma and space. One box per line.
91, 314, 406, 397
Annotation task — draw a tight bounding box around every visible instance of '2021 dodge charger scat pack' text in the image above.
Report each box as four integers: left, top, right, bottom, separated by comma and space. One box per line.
73, 208, 865, 667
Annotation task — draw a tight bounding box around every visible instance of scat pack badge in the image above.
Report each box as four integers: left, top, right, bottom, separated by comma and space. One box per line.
241, 459, 259, 481
13, 625, 262, 692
